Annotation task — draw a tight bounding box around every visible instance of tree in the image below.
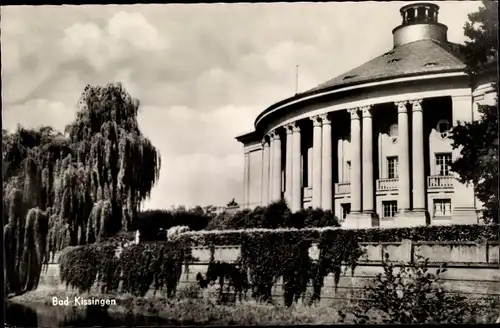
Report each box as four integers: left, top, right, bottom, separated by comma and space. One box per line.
450, 0, 498, 224
449, 2, 498, 321
3, 83, 161, 295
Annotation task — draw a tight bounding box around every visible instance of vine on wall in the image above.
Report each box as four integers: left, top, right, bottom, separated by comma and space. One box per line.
59, 224, 498, 306
181, 224, 497, 306
59, 241, 186, 297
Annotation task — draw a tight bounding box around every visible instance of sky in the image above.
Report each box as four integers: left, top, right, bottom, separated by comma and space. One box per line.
1, 1, 482, 210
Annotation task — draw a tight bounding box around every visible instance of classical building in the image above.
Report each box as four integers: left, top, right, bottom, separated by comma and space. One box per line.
236, 3, 497, 228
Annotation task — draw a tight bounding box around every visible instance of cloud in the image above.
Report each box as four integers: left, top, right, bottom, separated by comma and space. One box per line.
61, 11, 167, 72
2, 2, 484, 208
2, 99, 75, 132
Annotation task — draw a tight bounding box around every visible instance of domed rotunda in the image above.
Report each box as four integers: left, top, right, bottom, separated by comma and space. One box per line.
236, 3, 497, 228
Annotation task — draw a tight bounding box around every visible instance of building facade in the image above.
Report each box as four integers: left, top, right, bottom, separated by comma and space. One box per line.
236, 3, 498, 228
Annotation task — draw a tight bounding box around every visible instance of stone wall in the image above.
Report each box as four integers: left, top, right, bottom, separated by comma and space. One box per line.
39, 240, 499, 302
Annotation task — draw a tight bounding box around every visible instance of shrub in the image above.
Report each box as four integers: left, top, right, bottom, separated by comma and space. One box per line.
134, 207, 212, 240
304, 208, 340, 228
206, 201, 341, 231
59, 241, 187, 297
179, 224, 498, 247
339, 253, 479, 324
177, 284, 202, 300
263, 200, 292, 229
179, 224, 497, 307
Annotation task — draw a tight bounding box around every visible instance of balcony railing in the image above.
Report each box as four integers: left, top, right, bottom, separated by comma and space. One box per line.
377, 178, 399, 191
335, 182, 351, 195
303, 187, 313, 199
428, 175, 454, 189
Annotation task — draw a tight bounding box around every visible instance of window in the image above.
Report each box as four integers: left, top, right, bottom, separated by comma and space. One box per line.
343, 75, 357, 80
341, 203, 351, 220
387, 58, 401, 64
387, 157, 399, 179
345, 161, 351, 182
433, 199, 452, 217
383, 201, 398, 218
435, 153, 452, 176
389, 123, 398, 137
436, 119, 451, 138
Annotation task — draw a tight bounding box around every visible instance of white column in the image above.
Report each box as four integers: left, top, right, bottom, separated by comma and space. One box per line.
244, 152, 250, 209
285, 124, 294, 206
396, 101, 411, 214
291, 122, 302, 212
320, 113, 333, 210
451, 94, 477, 224
411, 99, 426, 213
311, 115, 323, 208
269, 134, 274, 199
361, 105, 374, 213
261, 137, 270, 206
270, 130, 282, 202
348, 108, 362, 214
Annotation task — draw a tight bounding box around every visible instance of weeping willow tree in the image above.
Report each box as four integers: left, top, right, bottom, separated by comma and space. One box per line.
3, 83, 161, 295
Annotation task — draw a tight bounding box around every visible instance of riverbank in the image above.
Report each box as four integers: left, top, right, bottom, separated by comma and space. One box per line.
10, 288, 499, 325
10, 289, 343, 325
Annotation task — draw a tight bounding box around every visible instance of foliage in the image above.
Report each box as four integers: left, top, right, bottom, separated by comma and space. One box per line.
135, 206, 212, 240
177, 284, 203, 300
167, 225, 190, 241
59, 245, 104, 293
137, 201, 341, 236
206, 201, 340, 231
59, 240, 186, 298
462, 0, 498, 77
180, 224, 497, 306
120, 242, 185, 297
180, 224, 498, 247
55, 223, 497, 309
451, 103, 498, 223
4, 207, 49, 293
450, 0, 499, 224
3, 83, 161, 294
339, 254, 479, 324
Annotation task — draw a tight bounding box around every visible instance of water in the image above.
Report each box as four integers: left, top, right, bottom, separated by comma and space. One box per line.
5, 301, 179, 327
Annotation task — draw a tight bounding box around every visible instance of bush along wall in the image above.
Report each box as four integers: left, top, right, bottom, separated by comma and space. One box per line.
59, 224, 498, 306
179, 224, 498, 306
59, 241, 188, 297
206, 200, 341, 231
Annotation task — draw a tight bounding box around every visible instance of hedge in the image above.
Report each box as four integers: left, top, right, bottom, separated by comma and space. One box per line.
177, 224, 499, 247
60, 224, 498, 307
135, 201, 341, 240
59, 241, 190, 297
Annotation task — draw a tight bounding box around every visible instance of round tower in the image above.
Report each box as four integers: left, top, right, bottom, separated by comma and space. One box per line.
392, 2, 448, 47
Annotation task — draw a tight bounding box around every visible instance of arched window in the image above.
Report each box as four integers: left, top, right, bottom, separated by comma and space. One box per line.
436, 119, 451, 138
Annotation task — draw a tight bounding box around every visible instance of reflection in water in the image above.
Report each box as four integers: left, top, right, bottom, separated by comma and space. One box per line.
5, 302, 38, 327
5, 301, 176, 327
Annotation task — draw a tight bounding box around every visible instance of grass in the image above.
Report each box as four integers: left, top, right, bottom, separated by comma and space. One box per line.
11, 285, 499, 325
10, 288, 341, 325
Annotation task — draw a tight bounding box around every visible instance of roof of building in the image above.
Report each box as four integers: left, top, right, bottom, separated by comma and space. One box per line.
305, 39, 466, 94
252, 39, 468, 129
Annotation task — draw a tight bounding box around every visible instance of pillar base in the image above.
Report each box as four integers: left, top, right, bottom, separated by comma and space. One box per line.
452, 207, 478, 225
343, 212, 374, 229
394, 210, 428, 228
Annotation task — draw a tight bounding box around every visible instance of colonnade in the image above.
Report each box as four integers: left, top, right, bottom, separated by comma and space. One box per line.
260, 99, 429, 220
